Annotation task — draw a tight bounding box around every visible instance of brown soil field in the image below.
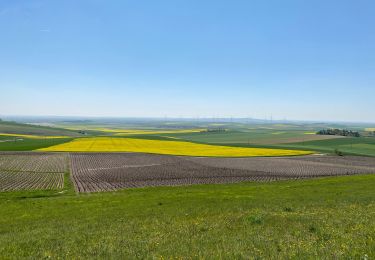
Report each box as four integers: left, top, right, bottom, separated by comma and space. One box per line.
70, 153, 375, 193
0, 152, 67, 191
1, 152, 374, 193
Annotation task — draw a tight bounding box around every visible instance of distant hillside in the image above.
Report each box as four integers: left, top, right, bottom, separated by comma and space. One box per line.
0, 120, 83, 137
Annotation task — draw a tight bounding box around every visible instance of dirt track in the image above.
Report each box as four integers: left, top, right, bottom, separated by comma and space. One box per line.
70, 153, 375, 192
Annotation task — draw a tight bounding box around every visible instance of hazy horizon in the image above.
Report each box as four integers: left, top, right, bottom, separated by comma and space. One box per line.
1, 114, 374, 125
1, 0, 374, 122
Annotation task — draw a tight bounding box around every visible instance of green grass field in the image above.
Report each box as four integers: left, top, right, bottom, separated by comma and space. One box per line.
0, 175, 374, 258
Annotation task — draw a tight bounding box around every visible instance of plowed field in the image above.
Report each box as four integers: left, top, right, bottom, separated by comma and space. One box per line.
0, 152, 67, 191
70, 153, 375, 192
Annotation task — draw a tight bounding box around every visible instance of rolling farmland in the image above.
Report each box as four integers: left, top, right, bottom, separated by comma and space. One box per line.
0, 121, 374, 258
0, 121, 374, 193
2, 0, 375, 256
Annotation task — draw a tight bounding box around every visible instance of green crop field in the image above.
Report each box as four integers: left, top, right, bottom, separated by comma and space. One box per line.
0, 121, 81, 137
277, 137, 375, 157
162, 129, 340, 145
0, 138, 73, 151
0, 175, 374, 258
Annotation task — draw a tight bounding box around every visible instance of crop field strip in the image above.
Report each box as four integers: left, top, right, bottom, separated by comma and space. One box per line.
69, 153, 375, 193
0, 152, 68, 191
39, 137, 312, 157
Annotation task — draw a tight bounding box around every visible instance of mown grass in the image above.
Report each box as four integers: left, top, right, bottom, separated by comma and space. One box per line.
0, 175, 374, 258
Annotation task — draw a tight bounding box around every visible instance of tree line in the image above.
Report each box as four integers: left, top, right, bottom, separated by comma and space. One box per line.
317, 128, 360, 137
202, 128, 227, 133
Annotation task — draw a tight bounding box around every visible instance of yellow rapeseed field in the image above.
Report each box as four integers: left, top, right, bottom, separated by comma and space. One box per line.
0, 133, 70, 139
39, 137, 312, 157
365, 128, 375, 132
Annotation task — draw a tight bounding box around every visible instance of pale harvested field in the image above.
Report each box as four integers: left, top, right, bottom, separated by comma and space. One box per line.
252, 134, 344, 145
70, 153, 375, 193
0, 152, 67, 191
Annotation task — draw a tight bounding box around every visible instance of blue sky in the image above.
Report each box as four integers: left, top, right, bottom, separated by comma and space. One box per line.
0, 0, 374, 122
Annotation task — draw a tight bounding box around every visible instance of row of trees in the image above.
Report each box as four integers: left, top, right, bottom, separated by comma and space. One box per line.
317, 128, 360, 137
202, 128, 227, 133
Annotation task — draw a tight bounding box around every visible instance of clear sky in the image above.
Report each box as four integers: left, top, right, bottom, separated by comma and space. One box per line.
0, 0, 374, 122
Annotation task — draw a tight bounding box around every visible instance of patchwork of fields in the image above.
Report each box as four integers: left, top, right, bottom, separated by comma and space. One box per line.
0, 122, 374, 193
1, 121, 374, 258
1, 120, 374, 157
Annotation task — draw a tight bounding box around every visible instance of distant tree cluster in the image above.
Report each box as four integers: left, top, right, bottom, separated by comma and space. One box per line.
202, 128, 227, 133
317, 128, 360, 137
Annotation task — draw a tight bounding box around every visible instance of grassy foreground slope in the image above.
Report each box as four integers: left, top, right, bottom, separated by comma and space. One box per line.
0, 175, 374, 258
